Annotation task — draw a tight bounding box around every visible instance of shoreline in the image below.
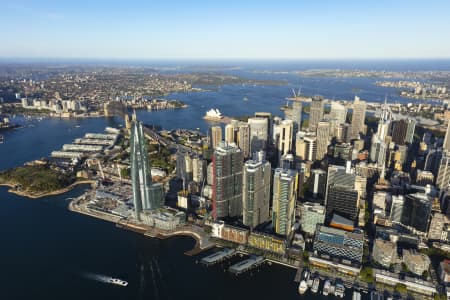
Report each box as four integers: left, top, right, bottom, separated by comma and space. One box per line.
0, 180, 95, 199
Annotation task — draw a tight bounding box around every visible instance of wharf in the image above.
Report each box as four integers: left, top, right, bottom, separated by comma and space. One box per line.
229, 256, 265, 275
200, 248, 236, 266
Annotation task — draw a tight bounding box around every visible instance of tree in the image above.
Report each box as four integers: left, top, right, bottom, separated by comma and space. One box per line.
360, 266, 374, 283
394, 283, 407, 294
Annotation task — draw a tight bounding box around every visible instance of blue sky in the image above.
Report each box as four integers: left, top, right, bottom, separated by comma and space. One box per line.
1, 0, 450, 59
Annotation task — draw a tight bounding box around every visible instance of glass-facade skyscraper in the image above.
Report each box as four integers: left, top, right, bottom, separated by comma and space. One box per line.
131, 121, 164, 220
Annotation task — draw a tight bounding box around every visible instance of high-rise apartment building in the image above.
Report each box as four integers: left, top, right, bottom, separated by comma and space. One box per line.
242, 159, 271, 228
212, 142, 243, 219
272, 168, 298, 236
209, 126, 222, 149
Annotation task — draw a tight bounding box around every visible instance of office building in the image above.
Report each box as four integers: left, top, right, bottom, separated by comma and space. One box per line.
350, 96, 366, 139
248, 117, 269, 155
392, 119, 408, 145
437, 153, 450, 190
372, 239, 397, 268
405, 119, 416, 144
443, 121, 450, 152
273, 119, 294, 156
309, 96, 324, 131
131, 121, 164, 220
309, 168, 327, 201
212, 142, 243, 219
254, 112, 272, 143
283, 102, 302, 134
313, 225, 364, 264
296, 132, 317, 161
272, 168, 298, 236
242, 159, 271, 228
403, 250, 431, 276
330, 102, 347, 125
316, 120, 331, 160
300, 202, 326, 235
326, 185, 359, 221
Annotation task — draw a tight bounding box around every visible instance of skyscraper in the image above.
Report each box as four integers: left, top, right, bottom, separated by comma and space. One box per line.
212, 142, 244, 219
284, 102, 302, 134
209, 126, 222, 149
316, 120, 331, 160
350, 96, 366, 139
225, 123, 236, 144
248, 117, 269, 155
330, 102, 347, 125
444, 122, 450, 152
237, 122, 250, 158
272, 168, 298, 236
274, 119, 294, 156
131, 121, 164, 220
405, 119, 416, 144
391, 119, 408, 145
437, 153, 450, 190
242, 159, 271, 229
309, 96, 324, 132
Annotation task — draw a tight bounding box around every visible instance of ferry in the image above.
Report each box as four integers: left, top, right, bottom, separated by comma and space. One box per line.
298, 280, 308, 295
335, 283, 345, 298
108, 278, 128, 287
323, 279, 330, 296
311, 277, 320, 293
352, 291, 361, 300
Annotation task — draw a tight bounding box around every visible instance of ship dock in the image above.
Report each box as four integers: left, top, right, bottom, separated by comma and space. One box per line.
229, 256, 265, 275
200, 248, 236, 266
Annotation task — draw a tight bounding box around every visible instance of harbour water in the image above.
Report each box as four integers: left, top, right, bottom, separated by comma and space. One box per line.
2, 62, 442, 299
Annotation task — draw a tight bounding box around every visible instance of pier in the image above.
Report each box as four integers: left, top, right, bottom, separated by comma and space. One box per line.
200, 248, 236, 266
229, 256, 265, 275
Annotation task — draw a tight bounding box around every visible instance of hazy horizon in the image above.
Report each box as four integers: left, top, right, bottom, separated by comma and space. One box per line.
2, 0, 450, 60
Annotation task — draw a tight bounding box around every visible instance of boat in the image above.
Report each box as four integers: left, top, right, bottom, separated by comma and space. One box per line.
352, 291, 361, 300
298, 280, 308, 295
335, 283, 345, 298
203, 108, 224, 121
307, 276, 313, 287
323, 279, 330, 296
302, 269, 310, 281
243, 97, 249, 101
311, 277, 320, 293
329, 280, 335, 295
108, 278, 128, 287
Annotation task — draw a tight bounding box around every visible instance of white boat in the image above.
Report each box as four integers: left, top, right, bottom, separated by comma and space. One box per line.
311, 277, 320, 293
335, 283, 345, 298
108, 278, 128, 287
352, 291, 361, 300
329, 280, 335, 295
323, 279, 330, 296
302, 269, 310, 281
307, 277, 313, 287
298, 280, 308, 295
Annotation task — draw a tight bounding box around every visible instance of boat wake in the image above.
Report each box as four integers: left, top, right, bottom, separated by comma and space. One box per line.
82, 272, 128, 286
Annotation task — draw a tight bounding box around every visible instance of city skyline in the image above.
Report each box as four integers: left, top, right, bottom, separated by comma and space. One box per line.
1, 0, 450, 60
